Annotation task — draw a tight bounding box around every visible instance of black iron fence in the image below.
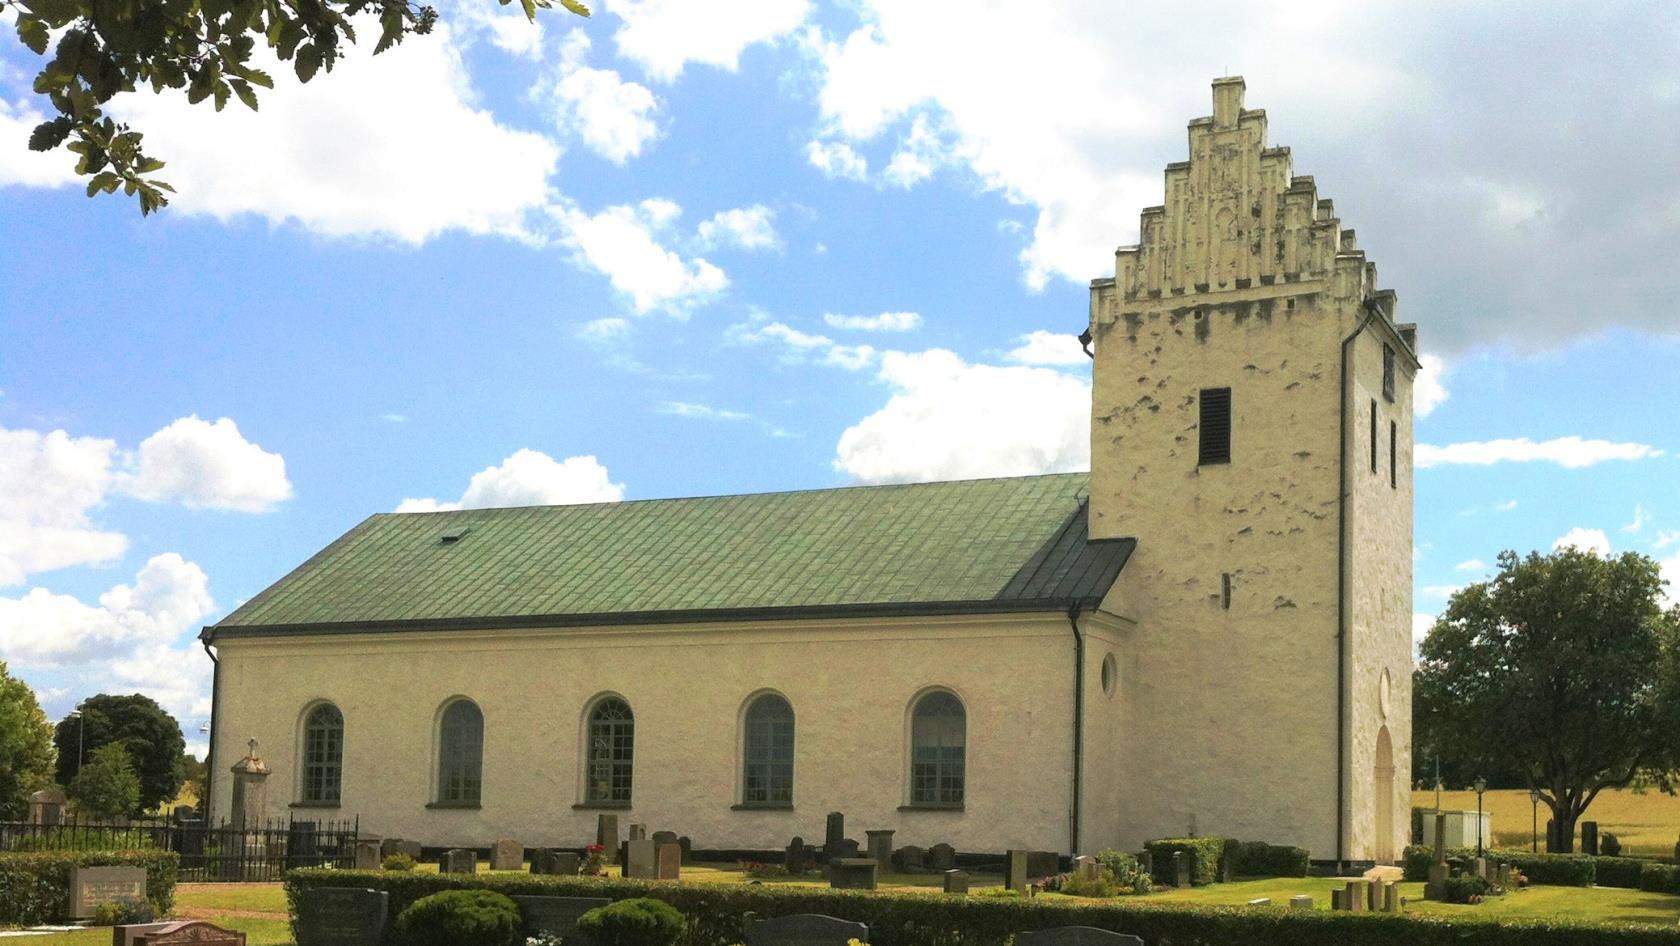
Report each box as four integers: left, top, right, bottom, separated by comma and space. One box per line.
0, 815, 359, 881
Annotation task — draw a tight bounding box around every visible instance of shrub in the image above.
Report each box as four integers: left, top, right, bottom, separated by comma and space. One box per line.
1441, 874, 1492, 904
1143, 837, 1224, 886
1601, 833, 1622, 857
1495, 852, 1596, 887
392, 889, 521, 946
90, 899, 155, 926
0, 850, 177, 925
1593, 856, 1644, 889
285, 868, 1680, 946
382, 853, 417, 872
1229, 840, 1309, 878
66, 744, 141, 820
577, 897, 684, 946
1056, 873, 1119, 899
1639, 862, 1680, 895
737, 861, 786, 879
1094, 850, 1151, 894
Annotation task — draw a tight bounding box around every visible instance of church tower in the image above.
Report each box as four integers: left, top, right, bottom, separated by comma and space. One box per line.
1086, 78, 1415, 864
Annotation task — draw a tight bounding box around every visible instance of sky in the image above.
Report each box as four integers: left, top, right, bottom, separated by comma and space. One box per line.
2, 0, 1678, 759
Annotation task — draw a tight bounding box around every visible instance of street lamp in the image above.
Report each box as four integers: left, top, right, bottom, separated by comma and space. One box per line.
1529, 790, 1541, 853
1473, 777, 1488, 858
67, 710, 84, 773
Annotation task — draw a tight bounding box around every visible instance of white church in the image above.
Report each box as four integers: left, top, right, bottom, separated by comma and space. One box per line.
201, 77, 1416, 867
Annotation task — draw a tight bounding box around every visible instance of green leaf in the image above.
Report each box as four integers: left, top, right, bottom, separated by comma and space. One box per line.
229, 63, 273, 88
24, 0, 84, 28
136, 157, 166, 173
27, 117, 74, 151
518, 0, 536, 22
84, 170, 119, 197
15, 16, 51, 54
294, 42, 321, 82
558, 0, 589, 15
230, 78, 258, 111
212, 79, 230, 112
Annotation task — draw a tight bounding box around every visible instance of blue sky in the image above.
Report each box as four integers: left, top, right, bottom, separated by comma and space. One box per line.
2, 1, 1678, 756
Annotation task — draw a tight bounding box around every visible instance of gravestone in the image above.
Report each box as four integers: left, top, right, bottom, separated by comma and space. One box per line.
134, 922, 245, 946
294, 887, 387, 946
1367, 879, 1380, 911
836, 838, 860, 858
628, 824, 647, 842
927, 843, 957, 872
1582, 821, 1600, 856
943, 869, 969, 894
1006, 850, 1028, 893
441, 849, 476, 875
531, 849, 581, 876
1425, 811, 1449, 900
1472, 856, 1487, 880
786, 837, 813, 873
1382, 882, 1401, 913
227, 740, 270, 833
510, 896, 610, 943
1246, 898, 1271, 906
380, 839, 421, 861
865, 830, 894, 867
1012, 927, 1144, 946
1172, 851, 1190, 888
1330, 888, 1345, 911
596, 814, 620, 847
1288, 895, 1313, 910
827, 858, 877, 890
825, 812, 845, 856
894, 845, 925, 872
1027, 851, 1060, 879
69, 866, 147, 919
28, 788, 66, 826
744, 913, 869, 946
1072, 856, 1099, 881
652, 830, 678, 848
1344, 880, 1364, 912
657, 842, 681, 880
678, 836, 692, 863
354, 839, 382, 870
113, 923, 173, 946
1137, 850, 1152, 882
491, 839, 523, 871
625, 839, 659, 879
1219, 854, 1233, 884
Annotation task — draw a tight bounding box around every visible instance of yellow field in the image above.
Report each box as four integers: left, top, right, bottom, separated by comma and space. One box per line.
1413, 788, 1680, 855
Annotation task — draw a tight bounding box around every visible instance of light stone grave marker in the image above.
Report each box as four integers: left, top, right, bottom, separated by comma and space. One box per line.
134, 921, 245, 946
68, 866, 147, 920
491, 839, 522, 871
943, 869, 969, 894
625, 839, 659, 879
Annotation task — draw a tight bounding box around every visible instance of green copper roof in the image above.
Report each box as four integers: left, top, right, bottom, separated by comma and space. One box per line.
207, 472, 1133, 638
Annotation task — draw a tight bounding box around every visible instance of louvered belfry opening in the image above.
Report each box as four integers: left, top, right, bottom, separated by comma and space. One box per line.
1197, 387, 1232, 465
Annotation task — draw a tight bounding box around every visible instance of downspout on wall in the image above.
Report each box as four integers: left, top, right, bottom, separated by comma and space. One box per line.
1068, 603, 1085, 855
1336, 307, 1377, 867
199, 628, 219, 821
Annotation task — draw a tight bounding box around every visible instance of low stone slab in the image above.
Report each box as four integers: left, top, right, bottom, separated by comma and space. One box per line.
293, 887, 387, 946
827, 858, 877, 890
133, 922, 245, 946
113, 923, 173, 946
69, 866, 147, 920
744, 913, 868, 946
1288, 895, 1313, 910
510, 896, 610, 942
1013, 927, 1143, 946
943, 869, 969, 894
1363, 865, 1403, 883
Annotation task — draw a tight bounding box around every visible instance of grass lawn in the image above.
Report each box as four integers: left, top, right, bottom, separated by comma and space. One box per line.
1415, 788, 1680, 855
175, 883, 291, 914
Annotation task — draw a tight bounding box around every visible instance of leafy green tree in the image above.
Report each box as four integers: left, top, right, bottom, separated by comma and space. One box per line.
1415, 547, 1680, 852
0, 662, 57, 820
178, 752, 208, 808
67, 743, 142, 819
54, 694, 186, 813
3, 0, 588, 213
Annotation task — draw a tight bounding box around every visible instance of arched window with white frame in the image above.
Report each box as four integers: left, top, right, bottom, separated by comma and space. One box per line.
299, 702, 343, 804
909, 690, 966, 806
436, 699, 483, 804
585, 697, 634, 804
741, 693, 794, 806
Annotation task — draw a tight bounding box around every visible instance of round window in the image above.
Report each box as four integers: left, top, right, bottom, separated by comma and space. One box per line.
1101, 653, 1118, 697
1379, 668, 1392, 719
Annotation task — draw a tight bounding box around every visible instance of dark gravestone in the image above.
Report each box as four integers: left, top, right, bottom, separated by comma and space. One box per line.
596, 814, 619, 848
1027, 851, 1060, 879
1582, 821, 1599, 856
785, 837, 812, 873
893, 845, 925, 872
824, 812, 845, 857
113, 924, 172, 946
69, 866, 147, 919
657, 843, 681, 880
943, 869, 969, 894
531, 849, 581, 876
294, 887, 387, 946
678, 836, 692, 864
745, 914, 869, 946
134, 922, 246, 946
836, 839, 860, 858
1006, 850, 1028, 892
511, 896, 610, 943
652, 831, 678, 848
827, 858, 877, 890
288, 821, 322, 868
441, 849, 476, 874
380, 839, 422, 860
927, 843, 956, 872
1013, 929, 1143, 946
865, 830, 894, 867
1138, 850, 1152, 882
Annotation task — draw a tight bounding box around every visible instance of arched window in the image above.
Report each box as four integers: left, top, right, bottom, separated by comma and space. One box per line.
742, 694, 794, 805
586, 697, 634, 804
300, 703, 343, 804
910, 691, 966, 805
437, 700, 483, 804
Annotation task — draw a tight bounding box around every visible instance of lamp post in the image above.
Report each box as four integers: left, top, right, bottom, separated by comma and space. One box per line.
67, 710, 84, 773
1529, 790, 1540, 853
1474, 777, 1488, 858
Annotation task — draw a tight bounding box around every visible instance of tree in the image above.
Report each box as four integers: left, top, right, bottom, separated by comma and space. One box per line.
178, 752, 208, 808
67, 743, 142, 819
3, 0, 588, 214
1415, 547, 1680, 852
0, 662, 57, 820
54, 694, 186, 814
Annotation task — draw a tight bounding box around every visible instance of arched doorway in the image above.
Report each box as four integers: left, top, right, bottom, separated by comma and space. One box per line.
1374, 726, 1395, 863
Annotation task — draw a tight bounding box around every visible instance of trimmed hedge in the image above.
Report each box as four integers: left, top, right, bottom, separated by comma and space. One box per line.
285, 868, 1680, 946
1401, 846, 1658, 890
1639, 863, 1680, 895
1143, 838, 1224, 886
1226, 840, 1309, 878
1596, 858, 1647, 889
0, 850, 178, 925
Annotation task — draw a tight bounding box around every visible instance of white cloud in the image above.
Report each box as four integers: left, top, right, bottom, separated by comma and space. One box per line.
397, 449, 624, 511
805, 139, 868, 181
578, 317, 632, 341
1006, 329, 1088, 366
448, 0, 546, 59
881, 113, 948, 188
108, 22, 558, 242
1553, 527, 1611, 556
607, 0, 811, 82
0, 426, 127, 586
1412, 613, 1435, 653
1659, 550, 1680, 609
1420, 584, 1464, 598
0, 98, 80, 188
553, 198, 728, 315
1416, 436, 1661, 469
120, 416, 292, 512
834, 348, 1089, 484
1623, 504, 1647, 533
823, 311, 920, 332
1454, 559, 1488, 573
538, 30, 663, 164
728, 318, 878, 371
1655, 530, 1680, 551
381, 413, 409, 423
697, 205, 781, 251
1495, 499, 1519, 512
1415, 354, 1450, 418
0, 553, 213, 666
655, 401, 749, 421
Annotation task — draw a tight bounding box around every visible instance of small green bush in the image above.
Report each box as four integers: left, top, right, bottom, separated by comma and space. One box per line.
1143, 837, 1224, 886
1497, 852, 1596, 887
1228, 840, 1310, 878
1094, 850, 1151, 894
1441, 874, 1493, 904
1639, 862, 1680, 894
1593, 856, 1643, 888
90, 899, 155, 926
382, 853, 417, 872
392, 889, 521, 946
1057, 873, 1119, 898
576, 897, 684, 946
